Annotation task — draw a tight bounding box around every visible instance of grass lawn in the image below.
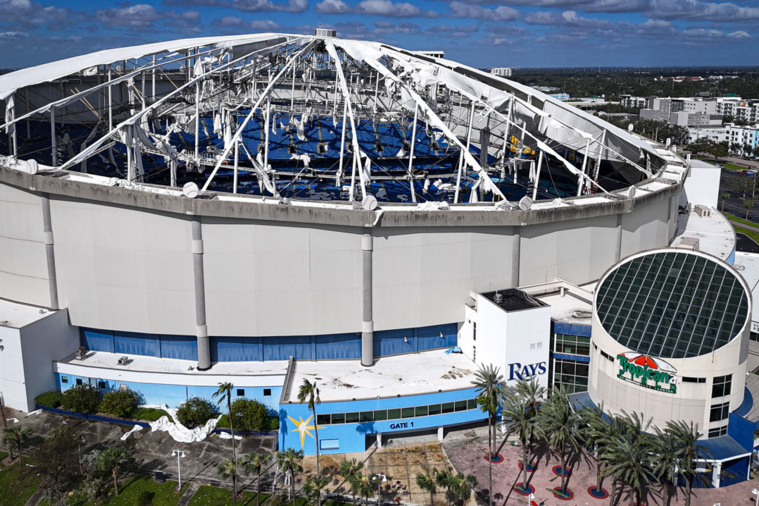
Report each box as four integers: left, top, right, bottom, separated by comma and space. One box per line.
725, 213, 758, 227
725, 162, 750, 171
102, 475, 188, 506
0, 459, 42, 506
188, 486, 264, 506
734, 225, 759, 244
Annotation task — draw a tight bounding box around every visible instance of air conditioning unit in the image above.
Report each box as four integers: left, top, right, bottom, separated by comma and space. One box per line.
75, 347, 88, 360
117, 356, 129, 366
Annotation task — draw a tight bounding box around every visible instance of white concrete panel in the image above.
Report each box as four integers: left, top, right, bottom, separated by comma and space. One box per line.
203, 220, 362, 336
50, 198, 195, 335
520, 216, 618, 286
620, 199, 671, 259
0, 184, 50, 306
373, 228, 514, 331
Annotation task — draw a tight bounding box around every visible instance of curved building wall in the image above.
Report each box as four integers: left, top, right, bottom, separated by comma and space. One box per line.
0, 168, 681, 342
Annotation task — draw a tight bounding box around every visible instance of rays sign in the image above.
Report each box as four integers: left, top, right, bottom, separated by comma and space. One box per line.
288, 415, 324, 449
616, 352, 677, 394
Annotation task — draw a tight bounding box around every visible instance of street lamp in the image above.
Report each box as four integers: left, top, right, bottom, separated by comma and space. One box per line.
171, 449, 186, 491
752, 487, 759, 506
375, 473, 388, 504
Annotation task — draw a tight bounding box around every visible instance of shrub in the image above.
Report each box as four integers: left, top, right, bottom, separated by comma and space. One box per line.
35, 391, 63, 408
99, 388, 140, 419
176, 397, 216, 427
230, 398, 268, 432
61, 384, 101, 414
133, 408, 166, 422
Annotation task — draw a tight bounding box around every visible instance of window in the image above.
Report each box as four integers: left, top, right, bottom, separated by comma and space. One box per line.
313, 398, 480, 424
317, 414, 331, 425
320, 439, 340, 450
712, 375, 732, 398
374, 410, 387, 421
554, 334, 591, 356
264, 388, 272, 396
237, 389, 245, 397
467, 399, 477, 410
454, 401, 467, 412
428, 404, 441, 416
401, 407, 414, 418
709, 402, 730, 422
98, 381, 106, 389
331, 413, 345, 424
359, 411, 373, 422
553, 358, 589, 394
76, 378, 83, 386
415, 406, 428, 417
61, 376, 68, 384
708, 425, 728, 438
473, 322, 476, 341
600, 350, 613, 362
442, 402, 455, 414
387, 409, 401, 420
682, 377, 706, 383
345, 412, 359, 423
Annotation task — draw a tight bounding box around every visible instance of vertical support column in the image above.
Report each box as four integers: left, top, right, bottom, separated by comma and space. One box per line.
711, 461, 721, 488
437, 427, 444, 442
152, 55, 156, 99
361, 230, 374, 367
407, 104, 418, 203
531, 152, 544, 201
615, 213, 623, 262
192, 217, 211, 370
107, 66, 113, 132
511, 228, 521, 288
41, 194, 59, 310
376, 433, 382, 449
194, 80, 200, 163
50, 107, 57, 167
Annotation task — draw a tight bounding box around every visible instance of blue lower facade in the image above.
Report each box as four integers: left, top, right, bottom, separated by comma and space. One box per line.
279, 387, 485, 455
80, 323, 458, 362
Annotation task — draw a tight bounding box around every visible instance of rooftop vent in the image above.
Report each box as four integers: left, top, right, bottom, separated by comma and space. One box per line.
494, 292, 503, 304
315, 28, 337, 38
75, 347, 88, 360
117, 356, 130, 366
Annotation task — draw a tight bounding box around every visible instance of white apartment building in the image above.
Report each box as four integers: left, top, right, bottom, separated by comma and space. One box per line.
491, 67, 512, 77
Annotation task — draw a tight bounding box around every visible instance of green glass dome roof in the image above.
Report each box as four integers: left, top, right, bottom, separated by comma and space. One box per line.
595, 250, 749, 359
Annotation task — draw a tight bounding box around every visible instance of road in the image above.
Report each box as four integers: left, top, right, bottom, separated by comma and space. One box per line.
718, 168, 759, 224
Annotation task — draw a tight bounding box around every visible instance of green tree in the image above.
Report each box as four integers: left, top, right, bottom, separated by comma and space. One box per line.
97, 446, 132, 497
662, 420, 711, 506
298, 378, 322, 506
449, 472, 477, 506
600, 412, 656, 506
277, 448, 304, 506
721, 192, 730, 211
471, 363, 506, 506
61, 383, 101, 414
502, 378, 546, 490
577, 402, 619, 496
99, 388, 139, 419
434, 467, 454, 506
217, 459, 240, 504
230, 398, 268, 431
214, 382, 239, 496
2, 425, 33, 464
744, 198, 754, 220
539, 387, 580, 495
350, 472, 379, 505
339, 459, 364, 505
177, 397, 216, 427
30, 429, 80, 504
415, 464, 437, 506
241, 453, 271, 506
304, 476, 330, 506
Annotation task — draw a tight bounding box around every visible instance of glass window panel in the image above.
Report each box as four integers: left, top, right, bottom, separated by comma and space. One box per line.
374, 410, 388, 421
331, 413, 345, 424
428, 404, 441, 416
415, 406, 428, 417
401, 407, 415, 418
387, 409, 401, 420
360, 411, 374, 422
442, 403, 454, 414
454, 401, 467, 412
345, 412, 359, 423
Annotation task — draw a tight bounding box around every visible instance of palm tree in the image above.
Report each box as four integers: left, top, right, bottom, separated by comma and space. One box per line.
449, 472, 477, 506
600, 412, 656, 506
350, 472, 379, 505
214, 382, 238, 484
415, 464, 437, 506
663, 420, 711, 506
97, 446, 130, 497
721, 192, 730, 211
339, 458, 364, 504
652, 426, 679, 506
471, 363, 506, 506
502, 378, 546, 490
217, 459, 240, 503
435, 467, 454, 506
539, 387, 580, 496
744, 198, 754, 220
298, 379, 322, 506
241, 453, 271, 506
2, 425, 32, 465
577, 402, 615, 495
304, 476, 330, 505
278, 448, 304, 506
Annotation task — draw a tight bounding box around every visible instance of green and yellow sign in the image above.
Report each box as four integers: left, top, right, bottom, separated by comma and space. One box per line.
616, 352, 677, 394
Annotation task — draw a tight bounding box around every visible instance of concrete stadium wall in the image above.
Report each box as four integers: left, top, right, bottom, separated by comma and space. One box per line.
0, 167, 681, 339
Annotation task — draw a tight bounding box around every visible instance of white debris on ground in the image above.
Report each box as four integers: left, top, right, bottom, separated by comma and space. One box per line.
218, 431, 242, 440
25, 409, 43, 417
120, 424, 144, 441
149, 404, 222, 443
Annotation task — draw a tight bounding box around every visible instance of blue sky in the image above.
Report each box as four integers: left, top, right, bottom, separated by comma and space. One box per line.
0, 0, 757, 68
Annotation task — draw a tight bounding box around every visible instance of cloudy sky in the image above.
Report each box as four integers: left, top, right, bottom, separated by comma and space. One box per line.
0, 0, 756, 68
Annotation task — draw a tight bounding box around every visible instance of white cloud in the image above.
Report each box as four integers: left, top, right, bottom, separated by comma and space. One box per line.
449, 2, 518, 21
314, 0, 350, 13
314, 0, 436, 17
232, 0, 309, 13
95, 4, 161, 29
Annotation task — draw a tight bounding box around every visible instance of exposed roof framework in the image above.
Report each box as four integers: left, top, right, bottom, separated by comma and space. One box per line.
0, 33, 669, 205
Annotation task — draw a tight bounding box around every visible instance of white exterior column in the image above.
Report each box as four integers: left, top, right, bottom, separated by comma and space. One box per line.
362, 230, 374, 366
192, 217, 210, 370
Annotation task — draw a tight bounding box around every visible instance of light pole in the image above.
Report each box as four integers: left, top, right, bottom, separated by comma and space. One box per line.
376, 473, 387, 504
752, 487, 759, 506
172, 449, 186, 491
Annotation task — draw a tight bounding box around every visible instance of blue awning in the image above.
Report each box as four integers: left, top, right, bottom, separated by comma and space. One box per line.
698, 435, 752, 462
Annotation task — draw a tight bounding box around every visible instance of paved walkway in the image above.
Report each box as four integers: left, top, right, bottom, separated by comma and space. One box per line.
177, 482, 200, 506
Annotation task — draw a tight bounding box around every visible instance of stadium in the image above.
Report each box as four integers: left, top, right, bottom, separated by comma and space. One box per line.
0, 31, 717, 464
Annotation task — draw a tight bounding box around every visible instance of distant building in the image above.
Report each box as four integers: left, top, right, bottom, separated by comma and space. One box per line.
619, 95, 648, 109
550, 93, 570, 102
414, 50, 444, 59
491, 67, 512, 77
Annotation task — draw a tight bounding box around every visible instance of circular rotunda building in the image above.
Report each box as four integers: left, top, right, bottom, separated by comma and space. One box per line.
589, 248, 752, 438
